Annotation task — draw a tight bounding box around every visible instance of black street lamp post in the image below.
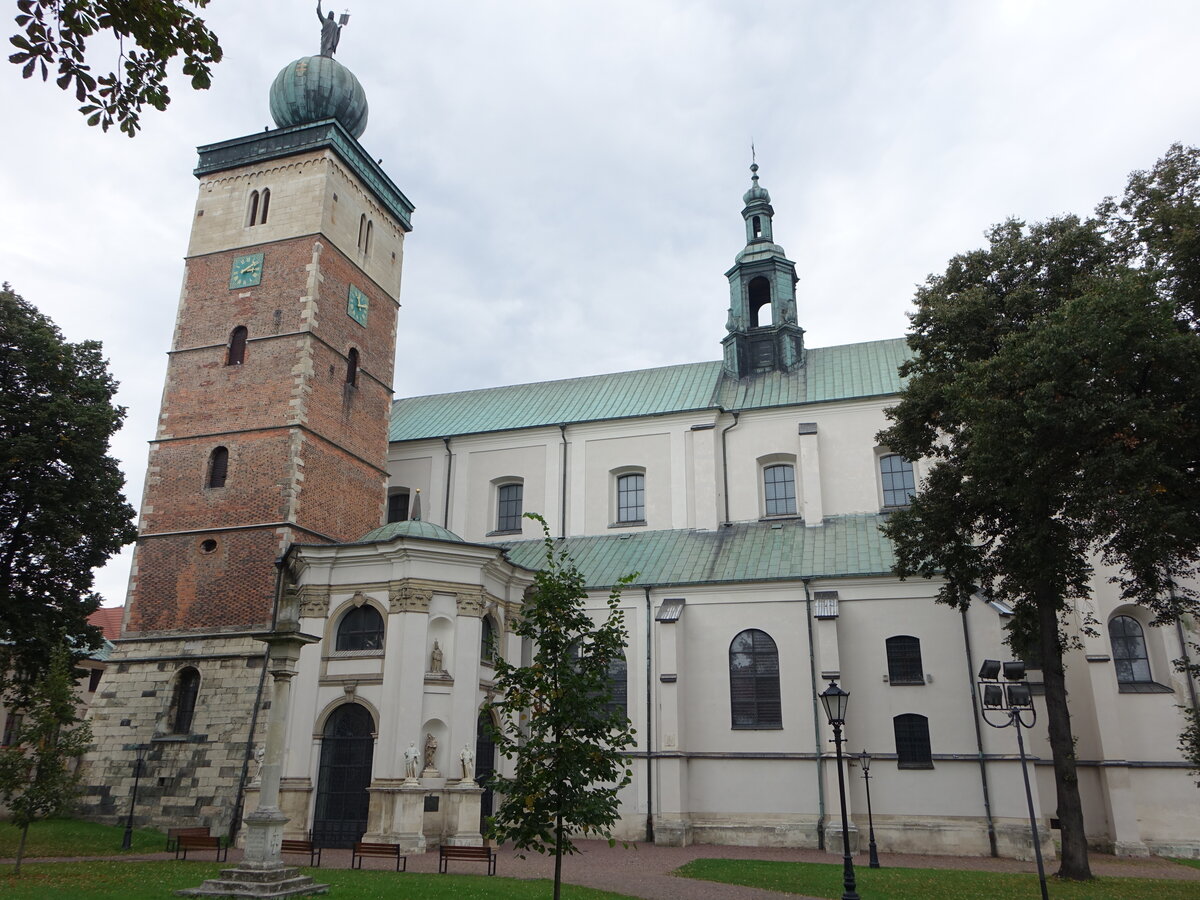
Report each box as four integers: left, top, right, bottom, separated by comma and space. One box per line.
819, 679, 859, 900
121, 744, 148, 851
858, 750, 880, 868
977, 659, 1048, 900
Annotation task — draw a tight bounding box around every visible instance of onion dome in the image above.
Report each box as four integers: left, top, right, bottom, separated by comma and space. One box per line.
269, 55, 369, 139
743, 162, 771, 205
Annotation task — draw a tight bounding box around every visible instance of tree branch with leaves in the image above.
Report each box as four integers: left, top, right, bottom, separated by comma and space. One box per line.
8, 0, 222, 136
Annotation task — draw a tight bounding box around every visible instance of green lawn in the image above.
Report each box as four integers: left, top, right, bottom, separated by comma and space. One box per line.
1, 860, 635, 899
1170, 858, 1200, 871
675, 858, 1200, 900
0, 818, 164, 857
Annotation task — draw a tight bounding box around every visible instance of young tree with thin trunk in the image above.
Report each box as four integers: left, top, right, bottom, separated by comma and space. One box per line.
0, 644, 93, 874
485, 514, 636, 900
879, 156, 1200, 880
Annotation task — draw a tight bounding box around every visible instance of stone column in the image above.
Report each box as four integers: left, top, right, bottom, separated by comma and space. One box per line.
242, 632, 320, 867
177, 629, 327, 898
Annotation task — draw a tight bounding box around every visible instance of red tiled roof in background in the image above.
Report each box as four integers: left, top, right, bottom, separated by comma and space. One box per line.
88, 606, 124, 641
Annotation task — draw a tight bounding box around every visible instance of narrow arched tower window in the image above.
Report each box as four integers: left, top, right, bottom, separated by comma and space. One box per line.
259, 188, 271, 224
246, 190, 260, 227
748, 276, 772, 327
357, 214, 367, 249
364, 219, 373, 258
207, 446, 229, 488
752, 215, 762, 238
227, 326, 247, 366
170, 667, 201, 734
346, 348, 359, 386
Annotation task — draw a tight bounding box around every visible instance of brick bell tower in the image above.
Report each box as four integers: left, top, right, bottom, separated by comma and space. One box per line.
83, 47, 413, 834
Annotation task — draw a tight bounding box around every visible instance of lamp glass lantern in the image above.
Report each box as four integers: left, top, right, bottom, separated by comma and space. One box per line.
820, 679, 850, 725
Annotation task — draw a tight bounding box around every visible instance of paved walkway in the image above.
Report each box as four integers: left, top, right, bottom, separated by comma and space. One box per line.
6, 841, 1199, 899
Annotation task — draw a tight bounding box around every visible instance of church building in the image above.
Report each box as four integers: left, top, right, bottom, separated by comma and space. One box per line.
80, 39, 1200, 861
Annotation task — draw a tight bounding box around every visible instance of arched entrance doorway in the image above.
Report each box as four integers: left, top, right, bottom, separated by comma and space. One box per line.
312, 704, 375, 848
475, 709, 497, 829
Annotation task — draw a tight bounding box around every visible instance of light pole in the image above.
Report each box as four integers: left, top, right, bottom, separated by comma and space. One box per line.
977, 659, 1048, 900
858, 750, 880, 868
121, 743, 148, 851
819, 679, 859, 900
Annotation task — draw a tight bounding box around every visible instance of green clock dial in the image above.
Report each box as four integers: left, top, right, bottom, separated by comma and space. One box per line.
229, 252, 264, 289
347, 284, 369, 326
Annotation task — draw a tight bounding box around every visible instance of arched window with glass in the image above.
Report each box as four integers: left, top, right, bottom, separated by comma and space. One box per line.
880, 454, 916, 508
763, 464, 796, 516
729, 629, 781, 729
616, 472, 644, 523
1110, 615, 1152, 685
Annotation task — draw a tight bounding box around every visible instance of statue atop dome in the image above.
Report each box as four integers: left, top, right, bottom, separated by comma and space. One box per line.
317, 1, 349, 58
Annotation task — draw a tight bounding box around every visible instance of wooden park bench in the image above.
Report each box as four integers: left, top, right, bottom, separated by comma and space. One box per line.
438, 844, 497, 875
351, 841, 406, 871
165, 826, 210, 852
174, 832, 228, 861
280, 837, 321, 867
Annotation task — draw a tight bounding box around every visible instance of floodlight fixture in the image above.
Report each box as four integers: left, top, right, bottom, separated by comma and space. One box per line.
978, 658, 1002, 680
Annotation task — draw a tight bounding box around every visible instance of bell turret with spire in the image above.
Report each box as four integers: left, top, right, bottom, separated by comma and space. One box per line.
721, 162, 804, 377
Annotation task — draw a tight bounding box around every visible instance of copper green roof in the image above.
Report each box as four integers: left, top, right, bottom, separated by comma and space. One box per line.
389, 338, 910, 441
492, 515, 896, 590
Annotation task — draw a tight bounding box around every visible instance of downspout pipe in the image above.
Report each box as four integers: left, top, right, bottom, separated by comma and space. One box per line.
232, 543, 297, 842
961, 607, 999, 857
719, 411, 741, 527
442, 436, 453, 529
802, 578, 826, 850
644, 586, 655, 844
559, 424, 569, 540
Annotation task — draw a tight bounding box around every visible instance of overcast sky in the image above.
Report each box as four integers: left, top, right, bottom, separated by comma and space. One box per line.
2, 0, 1197, 606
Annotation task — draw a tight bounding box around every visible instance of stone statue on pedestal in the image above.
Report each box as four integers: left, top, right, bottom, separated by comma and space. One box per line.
423, 731, 438, 775
403, 741, 420, 780
460, 745, 475, 782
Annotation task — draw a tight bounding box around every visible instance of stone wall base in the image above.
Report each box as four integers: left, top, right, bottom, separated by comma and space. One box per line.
78, 633, 267, 836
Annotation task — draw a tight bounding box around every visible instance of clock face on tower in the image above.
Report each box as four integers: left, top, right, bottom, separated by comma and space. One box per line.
347, 284, 369, 326
229, 252, 264, 289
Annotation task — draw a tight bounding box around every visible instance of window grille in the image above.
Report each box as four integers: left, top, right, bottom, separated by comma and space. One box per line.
880, 454, 916, 507
894, 713, 933, 768
1110, 615, 1152, 683
496, 483, 523, 532
617, 472, 645, 522
763, 464, 796, 516
886, 635, 925, 685
336, 605, 384, 652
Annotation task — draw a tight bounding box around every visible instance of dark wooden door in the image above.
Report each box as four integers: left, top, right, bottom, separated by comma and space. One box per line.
312, 704, 375, 848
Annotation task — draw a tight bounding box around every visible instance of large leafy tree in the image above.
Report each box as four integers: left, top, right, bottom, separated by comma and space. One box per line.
879, 154, 1200, 881
485, 514, 636, 900
0, 644, 94, 874
0, 284, 137, 695
8, 0, 222, 136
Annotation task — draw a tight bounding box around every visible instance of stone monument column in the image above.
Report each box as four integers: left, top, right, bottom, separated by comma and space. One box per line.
178, 629, 327, 898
